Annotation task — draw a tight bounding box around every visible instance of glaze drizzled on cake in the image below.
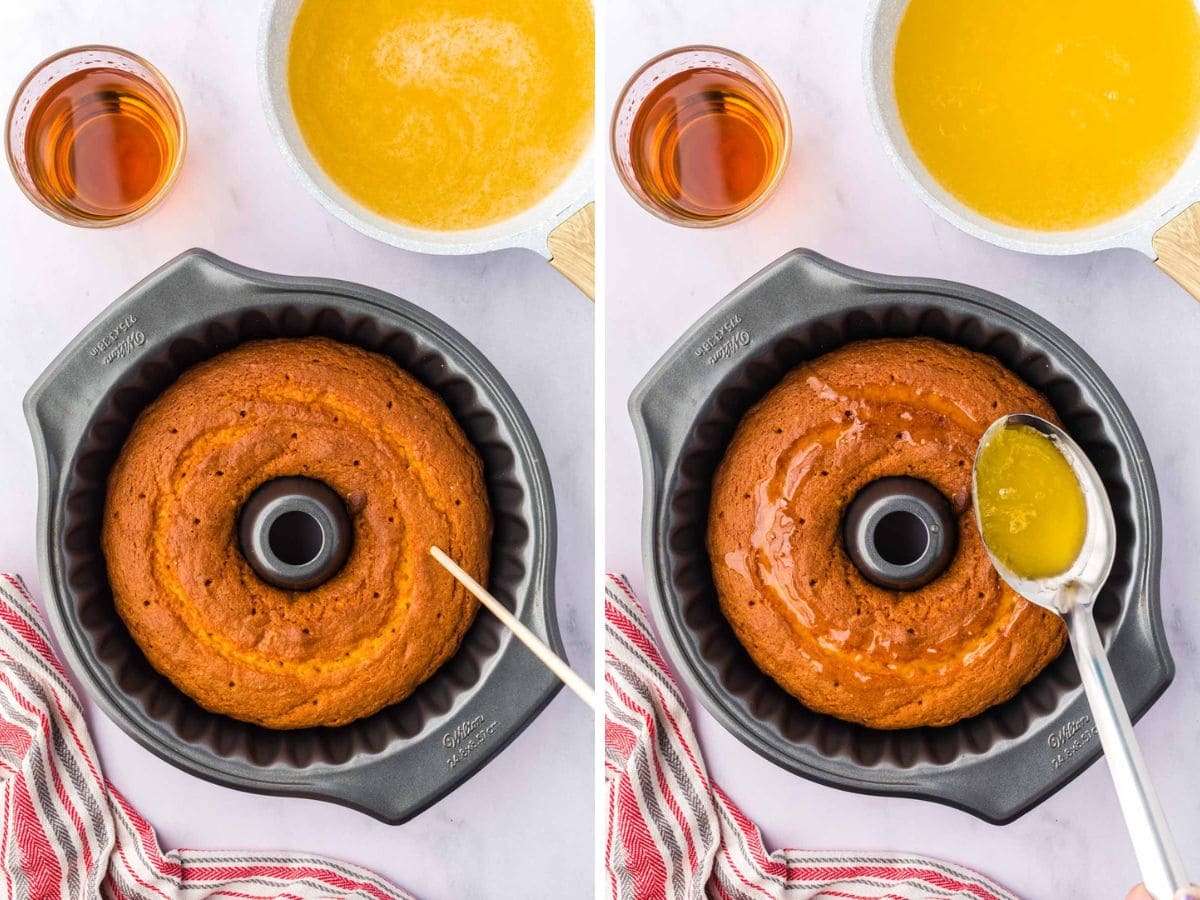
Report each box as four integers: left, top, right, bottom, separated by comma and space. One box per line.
707, 338, 1066, 729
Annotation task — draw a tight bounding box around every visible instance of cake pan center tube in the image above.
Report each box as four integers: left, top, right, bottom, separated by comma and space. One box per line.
238, 476, 353, 591
842, 476, 957, 591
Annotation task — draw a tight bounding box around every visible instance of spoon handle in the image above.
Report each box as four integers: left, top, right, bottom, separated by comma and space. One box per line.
1066, 605, 1188, 899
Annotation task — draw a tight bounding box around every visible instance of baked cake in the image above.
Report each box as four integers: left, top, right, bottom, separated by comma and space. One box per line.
707, 338, 1066, 729
102, 337, 491, 729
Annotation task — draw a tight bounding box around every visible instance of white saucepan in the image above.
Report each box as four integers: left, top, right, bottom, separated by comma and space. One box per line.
864, 0, 1200, 303
258, 0, 595, 299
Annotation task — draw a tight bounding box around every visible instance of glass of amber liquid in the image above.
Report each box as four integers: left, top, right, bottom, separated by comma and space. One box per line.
611, 46, 791, 227
6, 46, 186, 227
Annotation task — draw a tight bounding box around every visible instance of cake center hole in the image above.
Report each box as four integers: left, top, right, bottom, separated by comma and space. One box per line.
269, 510, 325, 567
873, 510, 929, 567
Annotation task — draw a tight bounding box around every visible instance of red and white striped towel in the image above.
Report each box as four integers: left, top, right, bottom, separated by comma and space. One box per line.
0, 573, 413, 900
604, 574, 1018, 900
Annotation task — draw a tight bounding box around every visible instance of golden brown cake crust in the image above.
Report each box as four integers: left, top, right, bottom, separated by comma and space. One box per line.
707, 338, 1066, 730
102, 337, 491, 729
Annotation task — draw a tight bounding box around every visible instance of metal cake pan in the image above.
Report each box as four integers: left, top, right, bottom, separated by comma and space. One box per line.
25, 249, 563, 824
631, 249, 1173, 824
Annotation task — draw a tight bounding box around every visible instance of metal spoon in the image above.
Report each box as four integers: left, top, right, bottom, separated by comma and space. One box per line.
973, 414, 1188, 900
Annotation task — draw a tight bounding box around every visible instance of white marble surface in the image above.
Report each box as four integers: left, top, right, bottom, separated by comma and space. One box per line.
0, 3, 593, 898
605, 3, 1200, 899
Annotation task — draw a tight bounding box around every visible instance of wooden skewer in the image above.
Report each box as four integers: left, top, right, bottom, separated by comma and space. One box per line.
429, 545, 597, 710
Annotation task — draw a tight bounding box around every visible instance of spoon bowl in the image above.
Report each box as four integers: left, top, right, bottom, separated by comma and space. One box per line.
972, 414, 1116, 613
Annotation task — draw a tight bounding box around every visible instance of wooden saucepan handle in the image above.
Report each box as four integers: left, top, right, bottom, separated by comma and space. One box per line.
548, 202, 595, 301
1152, 202, 1200, 301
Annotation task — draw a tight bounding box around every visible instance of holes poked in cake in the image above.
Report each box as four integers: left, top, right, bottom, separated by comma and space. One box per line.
50, 301, 545, 784
654, 299, 1154, 800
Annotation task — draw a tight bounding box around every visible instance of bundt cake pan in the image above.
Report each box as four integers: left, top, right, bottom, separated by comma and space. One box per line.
631, 249, 1173, 824
25, 249, 563, 824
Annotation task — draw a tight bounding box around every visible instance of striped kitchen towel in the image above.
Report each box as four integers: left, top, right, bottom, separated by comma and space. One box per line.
0, 573, 413, 900
604, 574, 1017, 900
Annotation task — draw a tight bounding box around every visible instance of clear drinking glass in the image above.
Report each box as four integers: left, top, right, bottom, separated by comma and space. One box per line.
6, 45, 186, 227
611, 45, 791, 227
